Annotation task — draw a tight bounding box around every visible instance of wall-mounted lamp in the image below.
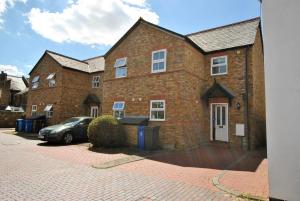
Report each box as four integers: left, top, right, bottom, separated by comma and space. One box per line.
236, 102, 241, 110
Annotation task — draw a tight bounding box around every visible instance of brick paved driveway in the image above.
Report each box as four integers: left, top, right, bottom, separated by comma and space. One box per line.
0, 131, 234, 201
0, 130, 268, 200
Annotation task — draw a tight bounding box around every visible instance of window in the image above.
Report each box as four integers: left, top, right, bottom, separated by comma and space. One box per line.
47, 73, 56, 87
112, 101, 125, 119
150, 100, 165, 121
31, 105, 37, 116
46, 73, 56, 87
90, 106, 99, 118
152, 49, 167, 73
211, 56, 227, 75
0, 89, 2, 98
44, 104, 53, 118
92, 76, 100, 88
31, 76, 40, 89
114, 57, 127, 78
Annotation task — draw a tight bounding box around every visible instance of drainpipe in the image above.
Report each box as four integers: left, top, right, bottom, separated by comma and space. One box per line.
244, 46, 250, 151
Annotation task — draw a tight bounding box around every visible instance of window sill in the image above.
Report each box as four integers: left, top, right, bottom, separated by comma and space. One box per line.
149, 119, 165, 122
211, 73, 228, 76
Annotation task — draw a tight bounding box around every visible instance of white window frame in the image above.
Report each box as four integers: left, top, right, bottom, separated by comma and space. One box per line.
114, 57, 127, 78
31, 76, 40, 89
90, 106, 99, 118
44, 104, 53, 118
46, 73, 56, 88
92, 76, 100, 88
211, 56, 228, 76
150, 100, 166, 121
112, 101, 125, 119
151, 49, 167, 73
31, 105, 37, 116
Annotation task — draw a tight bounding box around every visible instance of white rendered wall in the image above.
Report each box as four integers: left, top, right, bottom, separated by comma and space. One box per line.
263, 1, 300, 200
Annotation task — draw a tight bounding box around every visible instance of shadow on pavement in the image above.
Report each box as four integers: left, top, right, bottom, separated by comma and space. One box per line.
88, 143, 266, 172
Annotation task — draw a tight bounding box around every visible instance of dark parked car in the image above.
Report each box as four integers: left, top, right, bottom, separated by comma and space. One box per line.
38, 117, 93, 144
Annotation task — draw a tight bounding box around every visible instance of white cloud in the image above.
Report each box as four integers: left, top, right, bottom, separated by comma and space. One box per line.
27, 0, 159, 46
0, 64, 25, 76
0, 0, 27, 29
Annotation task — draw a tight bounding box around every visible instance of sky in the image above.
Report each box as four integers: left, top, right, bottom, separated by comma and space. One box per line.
0, 0, 261, 77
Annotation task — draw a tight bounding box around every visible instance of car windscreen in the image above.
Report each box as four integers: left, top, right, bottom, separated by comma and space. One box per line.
62, 118, 80, 125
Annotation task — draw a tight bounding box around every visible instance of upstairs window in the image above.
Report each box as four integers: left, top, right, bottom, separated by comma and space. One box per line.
150, 100, 165, 121
114, 57, 127, 78
152, 49, 167, 73
113, 101, 125, 119
46, 73, 56, 87
211, 56, 227, 75
44, 104, 53, 118
31, 105, 37, 116
92, 76, 100, 88
31, 76, 40, 89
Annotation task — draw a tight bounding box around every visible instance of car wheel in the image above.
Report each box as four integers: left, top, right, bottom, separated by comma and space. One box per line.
63, 133, 73, 145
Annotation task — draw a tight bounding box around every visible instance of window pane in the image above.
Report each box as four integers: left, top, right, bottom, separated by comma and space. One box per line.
153, 50, 165, 61
158, 62, 165, 70
49, 79, 56, 87
216, 106, 220, 125
152, 101, 164, 109
151, 111, 164, 120
222, 106, 226, 126
219, 65, 227, 73
114, 58, 127, 67
32, 82, 39, 89
213, 57, 226, 65
32, 76, 40, 83
153, 63, 159, 71
116, 67, 127, 78
212, 67, 219, 74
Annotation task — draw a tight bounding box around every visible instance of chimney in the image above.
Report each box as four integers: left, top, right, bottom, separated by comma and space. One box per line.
0, 71, 7, 80
22, 76, 29, 87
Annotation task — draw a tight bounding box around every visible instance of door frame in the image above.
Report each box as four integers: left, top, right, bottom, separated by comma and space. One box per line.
210, 103, 229, 142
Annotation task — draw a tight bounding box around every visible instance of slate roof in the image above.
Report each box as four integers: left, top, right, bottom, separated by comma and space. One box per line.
84, 56, 105, 72
187, 18, 260, 52
7, 75, 27, 91
45, 51, 104, 73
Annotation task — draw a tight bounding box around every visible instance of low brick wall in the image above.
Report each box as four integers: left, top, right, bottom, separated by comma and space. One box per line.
123, 125, 138, 146
0, 111, 24, 128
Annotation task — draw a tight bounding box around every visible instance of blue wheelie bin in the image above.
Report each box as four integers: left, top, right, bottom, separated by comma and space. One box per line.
16, 119, 25, 132
25, 120, 33, 133
138, 126, 145, 150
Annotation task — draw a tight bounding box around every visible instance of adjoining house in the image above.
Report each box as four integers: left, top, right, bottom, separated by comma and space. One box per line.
0, 71, 28, 112
103, 17, 265, 150
26, 50, 104, 125
27, 17, 265, 150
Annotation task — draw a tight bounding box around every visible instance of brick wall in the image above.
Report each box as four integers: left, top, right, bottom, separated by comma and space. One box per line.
249, 29, 266, 148
26, 53, 104, 125
0, 111, 24, 128
103, 22, 207, 149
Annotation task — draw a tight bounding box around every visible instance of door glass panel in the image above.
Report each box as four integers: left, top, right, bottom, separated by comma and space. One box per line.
216, 106, 220, 126
222, 106, 226, 126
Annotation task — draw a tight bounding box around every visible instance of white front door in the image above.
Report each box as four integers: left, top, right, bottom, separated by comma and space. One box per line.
90, 106, 98, 118
213, 104, 228, 142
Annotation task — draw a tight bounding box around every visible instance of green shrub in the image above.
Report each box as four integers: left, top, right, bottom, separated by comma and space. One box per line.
87, 115, 126, 148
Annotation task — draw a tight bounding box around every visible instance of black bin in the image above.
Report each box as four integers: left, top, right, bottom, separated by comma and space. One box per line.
144, 126, 160, 151
29, 115, 46, 133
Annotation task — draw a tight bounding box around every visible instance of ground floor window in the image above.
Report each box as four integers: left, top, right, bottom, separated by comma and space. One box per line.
150, 100, 165, 121
31, 105, 37, 116
44, 104, 53, 118
90, 106, 99, 118
113, 101, 125, 119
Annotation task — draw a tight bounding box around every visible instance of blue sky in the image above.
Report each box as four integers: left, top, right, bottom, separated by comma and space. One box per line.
0, 0, 261, 76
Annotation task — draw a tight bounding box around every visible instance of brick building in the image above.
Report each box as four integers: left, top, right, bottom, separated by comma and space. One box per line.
0, 71, 28, 111
27, 17, 265, 150
26, 51, 104, 125
103, 17, 265, 150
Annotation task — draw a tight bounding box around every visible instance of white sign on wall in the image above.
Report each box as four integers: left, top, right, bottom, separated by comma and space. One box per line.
236, 124, 245, 136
